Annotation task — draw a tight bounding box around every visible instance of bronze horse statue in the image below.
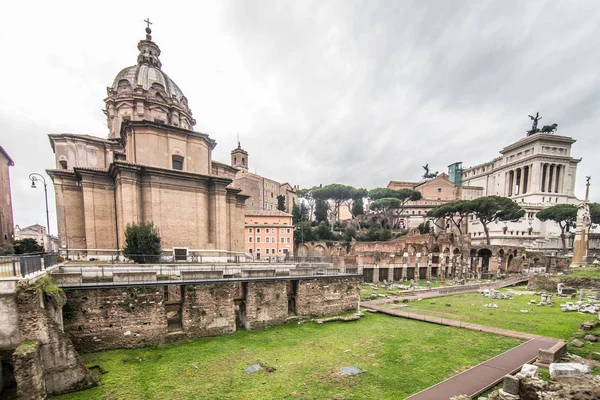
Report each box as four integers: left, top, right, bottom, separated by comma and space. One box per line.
540, 123, 558, 134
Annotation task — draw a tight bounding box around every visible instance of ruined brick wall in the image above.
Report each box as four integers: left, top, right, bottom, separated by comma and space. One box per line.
244, 281, 288, 330
12, 340, 46, 399
296, 277, 361, 317
181, 283, 236, 337
63, 287, 168, 352
528, 274, 600, 291
15, 286, 96, 396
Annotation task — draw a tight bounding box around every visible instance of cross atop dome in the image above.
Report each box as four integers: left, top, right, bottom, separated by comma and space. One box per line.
137, 19, 162, 68
144, 18, 153, 40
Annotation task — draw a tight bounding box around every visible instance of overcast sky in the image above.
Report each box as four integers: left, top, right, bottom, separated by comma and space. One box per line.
1, 0, 599, 232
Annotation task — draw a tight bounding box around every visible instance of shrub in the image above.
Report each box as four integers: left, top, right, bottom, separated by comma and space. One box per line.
123, 222, 162, 264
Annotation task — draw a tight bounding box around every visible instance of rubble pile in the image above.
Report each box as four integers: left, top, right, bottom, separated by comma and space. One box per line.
560, 301, 600, 314
480, 289, 512, 300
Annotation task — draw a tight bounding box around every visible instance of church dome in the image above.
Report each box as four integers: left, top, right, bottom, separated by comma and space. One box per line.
104, 25, 195, 137
111, 64, 186, 102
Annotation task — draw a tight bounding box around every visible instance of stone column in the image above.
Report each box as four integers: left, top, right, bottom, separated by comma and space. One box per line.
540, 163, 547, 192
547, 164, 554, 193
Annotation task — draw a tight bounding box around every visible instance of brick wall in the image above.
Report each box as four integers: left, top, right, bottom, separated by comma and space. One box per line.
181, 283, 236, 336
63, 287, 168, 352
296, 277, 361, 317
15, 286, 96, 395
244, 281, 288, 329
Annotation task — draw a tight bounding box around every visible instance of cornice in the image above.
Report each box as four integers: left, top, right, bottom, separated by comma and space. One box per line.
501, 133, 576, 154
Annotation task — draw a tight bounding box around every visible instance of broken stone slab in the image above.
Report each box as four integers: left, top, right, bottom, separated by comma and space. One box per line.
571, 339, 585, 348
549, 363, 590, 379
519, 364, 539, 378
498, 389, 520, 400
244, 364, 262, 373
340, 366, 365, 375
584, 334, 598, 342
503, 374, 520, 395
315, 312, 363, 324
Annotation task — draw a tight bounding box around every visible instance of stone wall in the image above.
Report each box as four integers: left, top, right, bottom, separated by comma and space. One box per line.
63, 287, 168, 352
296, 277, 361, 317
15, 285, 96, 396
12, 340, 45, 399
528, 274, 600, 291
181, 283, 236, 337
0, 282, 20, 349
244, 281, 288, 329
60, 277, 361, 352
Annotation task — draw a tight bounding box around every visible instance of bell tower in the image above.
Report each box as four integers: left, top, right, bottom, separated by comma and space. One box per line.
231, 140, 248, 170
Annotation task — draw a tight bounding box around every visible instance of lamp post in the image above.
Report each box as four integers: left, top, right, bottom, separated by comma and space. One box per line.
29, 173, 51, 238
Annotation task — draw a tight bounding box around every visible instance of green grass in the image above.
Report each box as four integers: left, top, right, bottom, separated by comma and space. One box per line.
360, 280, 444, 300
53, 313, 521, 400
385, 287, 597, 343
563, 265, 600, 279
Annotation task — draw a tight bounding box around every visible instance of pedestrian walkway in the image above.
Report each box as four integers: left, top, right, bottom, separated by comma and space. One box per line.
361, 292, 560, 399
405, 337, 558, 400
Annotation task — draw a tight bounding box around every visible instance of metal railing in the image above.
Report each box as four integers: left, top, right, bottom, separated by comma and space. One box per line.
52, 264, 364, 288
0, 253, 59, 278
63, 253, 338, 265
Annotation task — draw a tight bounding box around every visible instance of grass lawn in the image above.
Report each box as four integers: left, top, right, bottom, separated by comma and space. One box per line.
563, 265, 600, 279
360, 280, 445, 301
385, 286, 600, 358
54, 313, 521, 400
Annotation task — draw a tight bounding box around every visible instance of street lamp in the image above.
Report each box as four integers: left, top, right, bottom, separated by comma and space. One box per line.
29, 173, 51, 237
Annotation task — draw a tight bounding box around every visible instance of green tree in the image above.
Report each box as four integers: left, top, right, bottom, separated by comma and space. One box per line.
313, 184, 359, 221
292, 203, 309, 224
536, 204, 577, 252
14, 238, 44, 254
314, 199, 329, 223
123, 222, 162, 263
277, 195, 286, 211
315, 221, 333, 240
469, 196, 525, 245
427, 200, 471, 234
294, 220, 317, 243
351, 197, 365, 217
298, 187, 317, 221
343, 188, 368, 219
368, 188, 422, 228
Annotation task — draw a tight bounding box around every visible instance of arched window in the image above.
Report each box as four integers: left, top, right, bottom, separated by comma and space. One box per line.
172, 155, 184, 170
59, 160, 68, 169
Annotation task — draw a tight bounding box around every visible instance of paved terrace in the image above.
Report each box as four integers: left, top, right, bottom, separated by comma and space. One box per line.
361, 275, 564, 399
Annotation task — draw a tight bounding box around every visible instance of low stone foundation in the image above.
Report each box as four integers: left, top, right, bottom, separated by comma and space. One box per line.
62, 276, 362, 352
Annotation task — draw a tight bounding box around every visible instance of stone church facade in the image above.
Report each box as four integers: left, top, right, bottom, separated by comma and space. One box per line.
47, 27, 248, 259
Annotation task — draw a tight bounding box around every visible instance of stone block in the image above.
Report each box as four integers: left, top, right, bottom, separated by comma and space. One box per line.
584, 334, 598, 342
537, 341, 566, 365
571, 339, 584, 348
289, 268, 313, 277
50, 273, 82, 285
503, 374, 520, 395
519, 364, 539, 378
113, 271, 157, 283
241, 269, 276, 278
549, 363, 590, 379
498, 389, 520, 400
180, 270, 224, 280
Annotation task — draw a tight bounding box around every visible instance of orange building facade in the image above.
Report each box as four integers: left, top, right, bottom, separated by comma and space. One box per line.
245, 210, 294, 261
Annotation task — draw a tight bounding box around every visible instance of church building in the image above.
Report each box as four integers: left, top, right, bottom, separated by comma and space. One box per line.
47, 26, 249, 260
